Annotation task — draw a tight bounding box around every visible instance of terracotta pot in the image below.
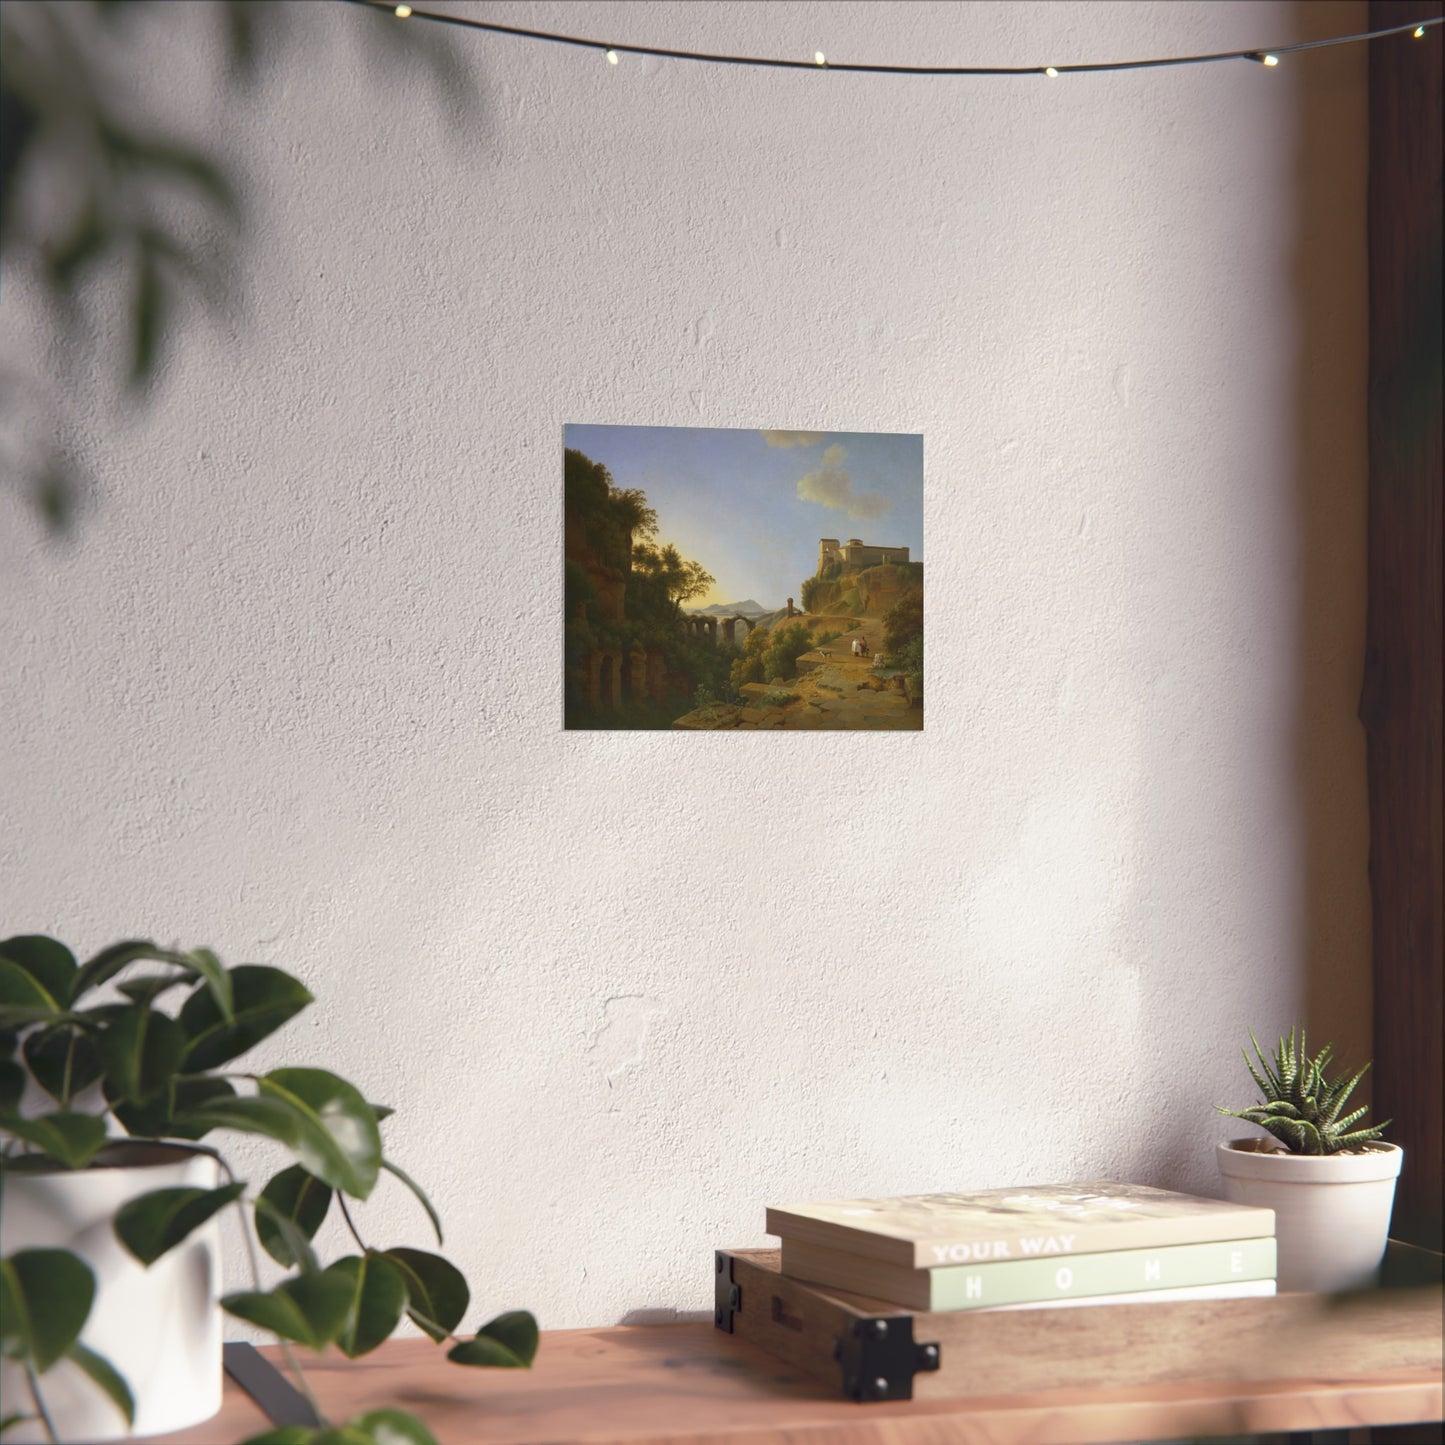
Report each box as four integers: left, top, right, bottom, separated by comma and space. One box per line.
0, 1141, 224, 1441
1216, 1137, 1403, 1293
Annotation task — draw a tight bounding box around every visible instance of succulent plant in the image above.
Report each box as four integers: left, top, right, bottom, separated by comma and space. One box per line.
1216, 1025, 1391, 1156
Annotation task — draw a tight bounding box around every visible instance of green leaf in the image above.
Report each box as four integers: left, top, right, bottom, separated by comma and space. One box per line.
382, 1248, 468, 1342
129, 238, 164, 389
23, 1027, 102, 1103
71, 941, 175, 1000
447, 1310, 538, 1369
180, 966, 312, 1071
256, 1165, 332, 1268
116, 975, 191, 1008
310, 1431, 374, 1445
116, 1075, 239, 1142
182, 948, 233, 1022
178, 1081, 379, 1199
113, 1182, 245, 1265
370, 1103, 394, 1122
1, 1414, 36, 1435
0, 1261, 22, 1358
380, 1158, 442, 1245
0, 1112, 108, 1168
259, 1070, 381, 1201
171, 1094, 310, 1158
67, 1340, 135, 1426
238, 1431, 314, 1445
1333, 1121, 1392, 1151
326, 1253, 407, 1359
222, 1273, 353, 1351
44, 199, 107, 290
351, 1409, 441, 1445
98, 1006, 187, 1103
0, 1060, 24, 1114
0, 1248, 96, 1371
0, 938, 76, 1008
0, 960, 60, 1027
252, 1196, 321, 1276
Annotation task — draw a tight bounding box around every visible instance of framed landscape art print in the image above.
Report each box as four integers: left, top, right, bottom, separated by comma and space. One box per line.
564, 424, 923, 731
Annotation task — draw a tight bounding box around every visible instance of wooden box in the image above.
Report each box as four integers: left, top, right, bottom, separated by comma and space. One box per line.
715, 1242, 1445, 1404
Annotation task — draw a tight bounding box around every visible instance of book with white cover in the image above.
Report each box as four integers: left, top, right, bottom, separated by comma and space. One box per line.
766, 1180, 1274, 1270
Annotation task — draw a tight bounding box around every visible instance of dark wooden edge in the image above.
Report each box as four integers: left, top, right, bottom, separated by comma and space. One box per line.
719, 1248, 943, 1402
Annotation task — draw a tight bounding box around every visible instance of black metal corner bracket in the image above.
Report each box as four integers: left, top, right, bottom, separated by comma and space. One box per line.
833, 1313, 941, 1401
714, 1250, 742, 1333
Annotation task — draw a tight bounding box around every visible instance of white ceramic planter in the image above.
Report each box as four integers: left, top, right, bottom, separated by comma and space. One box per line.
0, 1141, 224, 1442
1216, 1137, 1403, 1293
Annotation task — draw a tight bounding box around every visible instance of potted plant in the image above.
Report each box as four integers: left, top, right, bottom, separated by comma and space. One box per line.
1215, 1025, 1402, 1293
0, 934, 537, 1444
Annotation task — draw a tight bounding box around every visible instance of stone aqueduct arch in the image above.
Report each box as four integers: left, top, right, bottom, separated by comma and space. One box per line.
586, 648, 668, 709
719, 614, 758, 647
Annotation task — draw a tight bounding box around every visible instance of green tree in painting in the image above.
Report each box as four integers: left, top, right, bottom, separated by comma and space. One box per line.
730, 625, 770, 691
564, 447, 727, 727
631, 542, 715, 619
883, 587, 923, 685
762, 622, 814, 683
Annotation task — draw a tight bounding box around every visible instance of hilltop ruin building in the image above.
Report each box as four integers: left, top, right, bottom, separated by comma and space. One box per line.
816, 538, 910, 575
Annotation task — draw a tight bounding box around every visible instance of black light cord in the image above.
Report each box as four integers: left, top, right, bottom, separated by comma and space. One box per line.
338, 1, 1441, 77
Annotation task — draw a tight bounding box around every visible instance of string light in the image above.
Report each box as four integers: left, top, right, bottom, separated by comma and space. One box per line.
338, 2, 1443, 78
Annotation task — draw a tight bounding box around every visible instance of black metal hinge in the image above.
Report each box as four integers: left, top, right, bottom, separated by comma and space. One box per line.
714, 1250, 742, 1332
833, 1313, 941, 1401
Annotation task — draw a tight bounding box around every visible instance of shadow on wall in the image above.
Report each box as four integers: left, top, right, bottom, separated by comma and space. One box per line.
1130, 0, 1373, 1196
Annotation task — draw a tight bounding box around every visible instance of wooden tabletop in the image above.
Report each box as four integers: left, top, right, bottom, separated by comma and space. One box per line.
149, 1321, 1443, 1445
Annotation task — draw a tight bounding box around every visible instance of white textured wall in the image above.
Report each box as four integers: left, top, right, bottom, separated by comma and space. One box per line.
0, 1, 1370, 1330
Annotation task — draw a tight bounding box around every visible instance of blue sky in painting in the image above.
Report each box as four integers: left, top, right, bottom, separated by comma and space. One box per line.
563, 425, 924, 609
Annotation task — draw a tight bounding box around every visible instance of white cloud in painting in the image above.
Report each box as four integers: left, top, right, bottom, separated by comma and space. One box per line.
759, 429, 826, 448
797, 444, 891, 521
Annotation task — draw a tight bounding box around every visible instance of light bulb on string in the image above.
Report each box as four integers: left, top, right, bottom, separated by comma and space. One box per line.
338, 2, 1441, 80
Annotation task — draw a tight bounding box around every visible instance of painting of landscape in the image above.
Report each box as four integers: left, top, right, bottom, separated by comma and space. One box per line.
564, 425, 923, 730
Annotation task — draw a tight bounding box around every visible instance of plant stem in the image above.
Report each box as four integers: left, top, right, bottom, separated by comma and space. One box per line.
332, 1190, 462, 1346
60, 1032, 77, 1109
220, 1157, 326, 1427
24, 1364, 57, 1444
337, 1194, 367, 1253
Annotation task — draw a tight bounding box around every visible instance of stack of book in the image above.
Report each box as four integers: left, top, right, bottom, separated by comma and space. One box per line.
766, 1181, 1277, 1312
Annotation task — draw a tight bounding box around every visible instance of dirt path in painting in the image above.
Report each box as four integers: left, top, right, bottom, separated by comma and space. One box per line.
674, 613, 921, 731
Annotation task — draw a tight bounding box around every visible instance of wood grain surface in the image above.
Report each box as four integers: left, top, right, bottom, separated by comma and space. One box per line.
144, 1279, 1442, 1445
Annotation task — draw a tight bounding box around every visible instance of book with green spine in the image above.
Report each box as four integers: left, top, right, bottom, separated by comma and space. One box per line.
766, 1180, 1274, 1269
779, 1235, 1278, 1311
